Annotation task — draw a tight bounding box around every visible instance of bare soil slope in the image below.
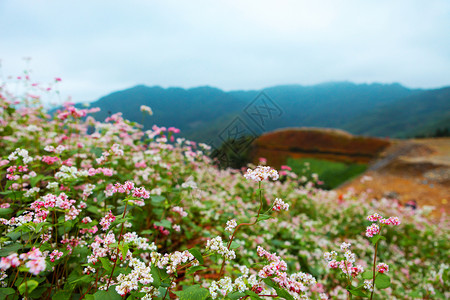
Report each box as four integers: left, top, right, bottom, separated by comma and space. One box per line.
337, 138, 449, 217
251, 128, 449, 218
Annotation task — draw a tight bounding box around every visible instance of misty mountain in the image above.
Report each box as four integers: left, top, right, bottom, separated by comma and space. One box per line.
79, 82, 449, 143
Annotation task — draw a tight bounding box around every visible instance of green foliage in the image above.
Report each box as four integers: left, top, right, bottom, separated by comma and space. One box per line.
287, 157, 367, 189
93, 290, 122, 300
173, 285, 210, 300
375, 273, 391, 289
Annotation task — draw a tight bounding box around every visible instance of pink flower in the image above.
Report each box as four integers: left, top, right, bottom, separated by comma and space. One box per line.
367, 213, 383, 222
42, 156, 61, 165
0, 253, 21, 270
381, 217, 401, 226
172, 206, 188, 217
132, 187, 150, 199
100, 211, 116, 231
168, 127, 180, 133
376, 263, 389, 273
26, 257, 46, 275
365, 224, 380, 237
50, 250, 63, 262
280, 165, 292, 171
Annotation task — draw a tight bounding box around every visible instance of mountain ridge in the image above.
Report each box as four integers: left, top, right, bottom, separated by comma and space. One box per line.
74, 81, 449, 143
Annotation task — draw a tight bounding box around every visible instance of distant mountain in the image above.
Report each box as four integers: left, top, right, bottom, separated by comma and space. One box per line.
342, 87, 450, 137
78, 82, 449, 144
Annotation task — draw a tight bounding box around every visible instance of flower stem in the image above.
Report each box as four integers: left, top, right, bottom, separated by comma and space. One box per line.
370, 241, 378, 300
106, 201, 128, 290
218, 182, 263, 279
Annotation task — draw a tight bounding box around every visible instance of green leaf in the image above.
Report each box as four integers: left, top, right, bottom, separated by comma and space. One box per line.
347, 287, 368, 297
186, 266, 207, 275
362, 270, 373, 279
87, 206, 101, 215
52, 290, 73, 300
6, 231, 21, 242
256, 214, 271, 222
274, 287, 295, 300
375, 273, 391, 289
226, 291, 246, 299
263, 278, 276, 288
100, 257, 113, 272
188, 248, 204, 265
0, 208, 13, 216
173, 284, 209, 300
93, 289, 122, 300
0, 288, 15, 296
371, 235, 386, 245
0, 243, 22, 257
408, 289, 423, 297
229, 241, 240, 249
244, 290, 263, 300
30, 175, 44, 187
151, 196, 165, 205
120, 243, 129, 259
153, 219, 172, 228
151, 264, 161, 287
69, 274, 94, 284
18, 279, 38, 295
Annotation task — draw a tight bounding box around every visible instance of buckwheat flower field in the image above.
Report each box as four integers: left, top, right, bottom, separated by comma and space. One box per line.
0, 77, 448, 299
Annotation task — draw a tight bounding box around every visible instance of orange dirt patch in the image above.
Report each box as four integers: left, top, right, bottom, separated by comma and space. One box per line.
338, 138, 450, 219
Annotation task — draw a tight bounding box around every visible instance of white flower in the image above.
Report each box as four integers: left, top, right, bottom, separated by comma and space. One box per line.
364, 279, 373, 292
340, 242, 351, 250
140, 105, 153, 115
181, 176, 197, 189
225, 219, 237, 233
272, 198, 289, 211
206, 236, 236, 260
244, 166, 279, 182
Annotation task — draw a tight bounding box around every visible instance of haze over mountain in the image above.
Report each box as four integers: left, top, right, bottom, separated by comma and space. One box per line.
80, 82, 450, 144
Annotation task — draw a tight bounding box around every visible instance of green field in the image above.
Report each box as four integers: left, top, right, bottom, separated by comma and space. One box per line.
287, 157, 368, 189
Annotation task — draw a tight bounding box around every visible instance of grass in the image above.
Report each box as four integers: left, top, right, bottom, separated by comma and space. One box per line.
287, 157, 367, 189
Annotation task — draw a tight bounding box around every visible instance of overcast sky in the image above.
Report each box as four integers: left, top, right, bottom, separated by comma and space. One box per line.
1, 0, 449, 103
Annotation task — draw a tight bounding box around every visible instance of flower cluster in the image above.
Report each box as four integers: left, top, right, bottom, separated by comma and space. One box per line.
206, 236, 236, 260
115, 258, 155, 296
272, 198, 289, 211
140, 105, 153, 115
123, 232, 156, 251
1, 247, 46, 276
172, 206, 188, 217
376, 263, 389, 274
244, 166, 279, 182
49, 250, 64, 262
324, 242, 364, 278
365, 223, 380, 238
151, 250, 198, 274
100, 211, 116, 231
225, 219, 237, 233
257, 246, 317, 297
8, 148, 33, 163
366, 213, 401, 237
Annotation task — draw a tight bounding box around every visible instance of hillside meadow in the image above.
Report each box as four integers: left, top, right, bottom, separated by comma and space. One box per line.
0, 77, 448, 299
